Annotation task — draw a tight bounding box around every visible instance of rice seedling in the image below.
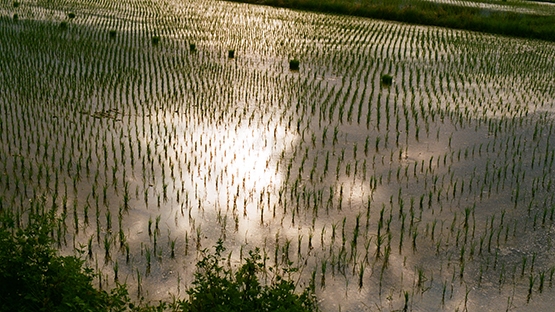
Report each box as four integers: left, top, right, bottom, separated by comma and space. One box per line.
528, 273, 536, 303
381, 74, 393, 86
288, 58, 301, 71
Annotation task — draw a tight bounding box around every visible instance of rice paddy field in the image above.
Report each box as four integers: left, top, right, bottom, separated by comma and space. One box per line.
2, 0, 555, 310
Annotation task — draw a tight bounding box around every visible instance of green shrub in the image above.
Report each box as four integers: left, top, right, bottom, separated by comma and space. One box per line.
109, 29, 117, 39
181, 240, 318, 312
60, 21, 68, 30
0, 209, 319, 311
228, 49, 235, 59
190, 43, 197, 51
68, 12, 76, 19
0, 213, 130, 312
13, 1, 19, 8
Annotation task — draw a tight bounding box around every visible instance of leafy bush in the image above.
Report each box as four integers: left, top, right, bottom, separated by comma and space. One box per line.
0, 213, 130, 312
0, 210, 318, 311
181, 240, 318, 312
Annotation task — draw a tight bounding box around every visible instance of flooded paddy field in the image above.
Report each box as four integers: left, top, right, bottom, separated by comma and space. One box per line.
1, 0, 555, 310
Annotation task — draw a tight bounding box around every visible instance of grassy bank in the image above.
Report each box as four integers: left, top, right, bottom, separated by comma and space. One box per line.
227, 0, 555, 42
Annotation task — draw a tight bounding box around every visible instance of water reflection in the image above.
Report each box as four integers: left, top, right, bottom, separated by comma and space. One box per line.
182, 122, 299, 237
